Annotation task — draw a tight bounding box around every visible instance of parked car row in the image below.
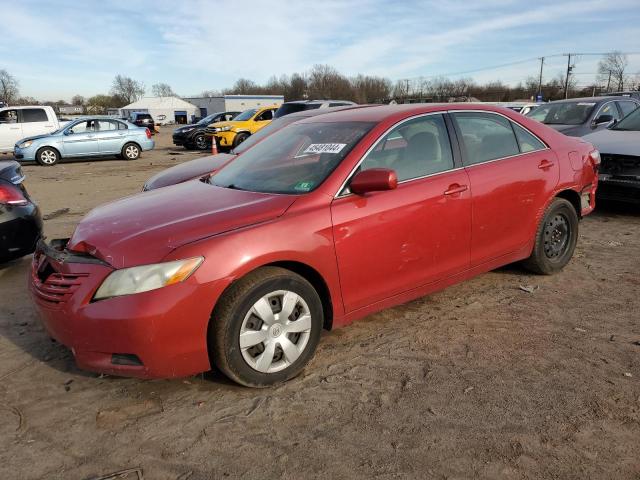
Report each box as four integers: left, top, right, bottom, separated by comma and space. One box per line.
525, 95, 640, 204
27, 103, 599, 388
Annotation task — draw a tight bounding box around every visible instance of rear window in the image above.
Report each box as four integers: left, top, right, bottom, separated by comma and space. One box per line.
22, 108, 48, 123
274, 103, 319, 118
135, 114, 152, 120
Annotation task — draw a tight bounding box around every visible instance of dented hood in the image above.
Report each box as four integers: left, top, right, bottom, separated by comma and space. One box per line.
67, 180, 296, 268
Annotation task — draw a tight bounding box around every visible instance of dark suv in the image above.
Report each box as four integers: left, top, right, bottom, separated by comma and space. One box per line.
172, 111, 240, 150
274, 100, 356, 118
129, 112, 155, 135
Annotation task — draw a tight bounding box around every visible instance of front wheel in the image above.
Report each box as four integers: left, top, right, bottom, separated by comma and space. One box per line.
209, 267, 323, 387
122, 143, 140, 160
193, 133, 209, 150
522, 198, 579, 275
36, 147, 59, 166
232, 132, 250, 148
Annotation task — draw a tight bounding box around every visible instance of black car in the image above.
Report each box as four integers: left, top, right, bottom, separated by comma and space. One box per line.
129, 112, 156, 135
0, 161, 42, 263
172, 111, 240, 150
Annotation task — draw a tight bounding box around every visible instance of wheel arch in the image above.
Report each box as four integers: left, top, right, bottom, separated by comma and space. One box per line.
36, 145, 62, 159
555, 189, 581, 219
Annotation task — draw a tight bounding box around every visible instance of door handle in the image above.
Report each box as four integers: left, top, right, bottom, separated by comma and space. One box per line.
538, 160, 554, 170
444, 184, 468, 196
10, 127, 20, 130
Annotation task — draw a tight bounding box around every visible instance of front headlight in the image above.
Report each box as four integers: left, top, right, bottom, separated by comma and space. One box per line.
94, 257, 204, 300
182, 127, 195, 133
216, 125, 232, 132
19, 140, 33, 148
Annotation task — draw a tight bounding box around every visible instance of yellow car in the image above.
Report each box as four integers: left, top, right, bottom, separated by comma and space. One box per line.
206, 106, 279, 149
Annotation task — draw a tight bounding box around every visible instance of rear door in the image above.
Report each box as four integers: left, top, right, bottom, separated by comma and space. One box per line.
331, 113, 471, 312
20, 108, 57, 138
0, 109, 22, 150
451, 111, 559, 267
94, 120, 125, 154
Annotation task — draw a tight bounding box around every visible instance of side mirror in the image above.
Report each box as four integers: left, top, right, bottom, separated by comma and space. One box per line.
350, 168, 398, 195
64, 130, 71, 135
593, 114, 613, 126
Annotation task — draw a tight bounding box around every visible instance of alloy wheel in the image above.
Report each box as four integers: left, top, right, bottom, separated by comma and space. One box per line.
40, 150, 57, 164
125, 145, 139, 159
195, 135, 207, 149
239, 290, 312, 373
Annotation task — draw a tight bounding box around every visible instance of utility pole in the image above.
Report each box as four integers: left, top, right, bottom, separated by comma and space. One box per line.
537, 57, 544, 100
606, 70, 612, 92
563, 53, 573, 99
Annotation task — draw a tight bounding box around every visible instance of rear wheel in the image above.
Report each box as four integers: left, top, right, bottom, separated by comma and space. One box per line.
522, 198, 579, 275
122, 143, 140, 160
232, 132, 250, 148
209, 267, 323, 387
35, 147, 59, 166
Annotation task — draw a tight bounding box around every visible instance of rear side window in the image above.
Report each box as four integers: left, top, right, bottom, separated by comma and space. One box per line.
97, 120, 117, 131
617, 101, 638, 117
511, 123, 546, 153
22, 108, 48, 123
359, 114, 454, 182
453, 112, 520, 165
117, 121, 128, 130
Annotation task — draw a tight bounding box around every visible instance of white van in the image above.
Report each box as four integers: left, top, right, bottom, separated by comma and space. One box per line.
0, 106, 63, 152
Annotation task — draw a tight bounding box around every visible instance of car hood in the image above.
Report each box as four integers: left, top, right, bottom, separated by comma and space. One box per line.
582, 129, 640, 156
17, 133, 55, 144
175, 124, 199, 132
67, 180, 296, 268
210, 120, 246, 130
143, 153, 235, 190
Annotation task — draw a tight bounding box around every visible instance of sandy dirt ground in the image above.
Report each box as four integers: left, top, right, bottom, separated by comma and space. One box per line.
0, 128, 639, 480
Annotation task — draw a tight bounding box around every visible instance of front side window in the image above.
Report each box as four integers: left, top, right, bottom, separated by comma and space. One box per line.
212, 121, 374, 194
255, 109, 274, 121
512, 123, 546, 153
596, 103, 621, 121
453, 112, 520, 165
358, 114, 454, 182
22, 108, 48, 123
68, 120, 96, 134
0, 109, 18, 124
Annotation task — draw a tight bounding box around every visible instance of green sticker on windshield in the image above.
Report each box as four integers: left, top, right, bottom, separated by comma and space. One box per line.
294, 181, 314, 192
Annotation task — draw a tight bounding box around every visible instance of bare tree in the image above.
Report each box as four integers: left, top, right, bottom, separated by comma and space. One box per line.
598, 51, 629, 92
151, 82, 176, 97
110, 75, 145, 104
225, 78, 260, 95
71, 95, 85, 106
351, 75, 392, 103
307, 64, 354, 100
286, 73, 307, 101
0, 69, 19, 105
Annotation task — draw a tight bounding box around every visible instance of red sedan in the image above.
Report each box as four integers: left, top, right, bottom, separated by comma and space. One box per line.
30, 104, 599, 387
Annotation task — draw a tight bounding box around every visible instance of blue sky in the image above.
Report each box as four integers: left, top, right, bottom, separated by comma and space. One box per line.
2, 0, 640, 101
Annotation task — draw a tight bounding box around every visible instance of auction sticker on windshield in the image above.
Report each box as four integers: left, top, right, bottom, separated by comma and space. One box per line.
304, 143, 347, 154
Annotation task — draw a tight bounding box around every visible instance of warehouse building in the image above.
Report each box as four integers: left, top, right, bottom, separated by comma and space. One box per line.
182, 94, 284, 119
119, 97, 200, 125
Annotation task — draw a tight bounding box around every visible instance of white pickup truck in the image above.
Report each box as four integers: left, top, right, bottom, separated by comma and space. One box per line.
0, 106, 66, 153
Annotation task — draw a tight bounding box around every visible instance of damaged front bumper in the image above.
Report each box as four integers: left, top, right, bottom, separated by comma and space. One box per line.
29, 238, 214, 378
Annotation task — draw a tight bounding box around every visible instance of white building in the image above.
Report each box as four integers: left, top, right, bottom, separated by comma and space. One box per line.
120, 97, 200, 125
182, 94, 284, 119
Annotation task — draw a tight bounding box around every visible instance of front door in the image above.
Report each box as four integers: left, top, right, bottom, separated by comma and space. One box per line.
252, 108, 275, 133
331, 113, 471, 312
0, 109, 22, 151
61, 120, 100, 157
451, 111, 560, 267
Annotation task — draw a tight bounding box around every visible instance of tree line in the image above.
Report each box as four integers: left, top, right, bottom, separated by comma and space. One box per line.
2, 52, 638, 112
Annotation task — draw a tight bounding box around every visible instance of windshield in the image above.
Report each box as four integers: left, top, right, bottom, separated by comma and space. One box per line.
232, 109, 258, 122
196, 114, 217, 126
612, 107, 640, 131
232, 116, 300, 154
211, 121, 375, 194
526, 102, 595, 125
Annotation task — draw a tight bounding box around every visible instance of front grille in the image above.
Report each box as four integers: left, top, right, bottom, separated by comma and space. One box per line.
600, 154, 640, 177
32, 257, 88, 306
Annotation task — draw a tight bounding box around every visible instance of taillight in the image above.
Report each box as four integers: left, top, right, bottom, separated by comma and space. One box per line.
589, 150, 601, 170
145, 128, 151, 139
0, 184, 28, 206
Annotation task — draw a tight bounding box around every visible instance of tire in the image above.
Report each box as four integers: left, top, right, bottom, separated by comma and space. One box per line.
193, 133, 209, 150
209, 267, 324, 387
121, 142, 141, 160
232, 132, 250, 148
522, 198, 579, 275
35, 147, 59, 166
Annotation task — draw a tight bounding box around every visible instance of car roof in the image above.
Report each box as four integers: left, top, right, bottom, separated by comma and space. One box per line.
548, 96, 622, 104
294, 102, 520, 123
283, 99, 354, 105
